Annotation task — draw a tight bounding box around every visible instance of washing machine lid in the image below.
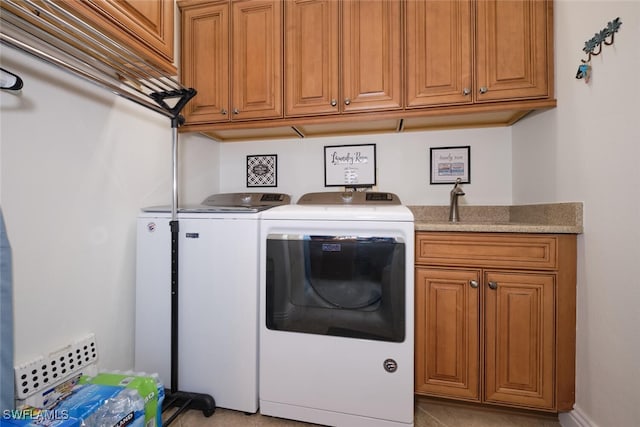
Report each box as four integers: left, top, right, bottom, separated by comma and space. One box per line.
297, 191, 401, 205
262, 191, 412, 221
202, 192, 290, 208
142, 192, 291, 213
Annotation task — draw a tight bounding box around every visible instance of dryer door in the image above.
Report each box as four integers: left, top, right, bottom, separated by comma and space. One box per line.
265, 234, 406, 342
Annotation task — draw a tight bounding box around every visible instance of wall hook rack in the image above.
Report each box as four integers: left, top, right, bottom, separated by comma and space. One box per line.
583, 17, 622, 62
576, 17, 622, 82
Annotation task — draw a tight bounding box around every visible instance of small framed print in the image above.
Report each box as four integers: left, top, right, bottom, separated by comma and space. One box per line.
324, 144, 376, 188
247, 154, 277, 187
430, 146, 471, 184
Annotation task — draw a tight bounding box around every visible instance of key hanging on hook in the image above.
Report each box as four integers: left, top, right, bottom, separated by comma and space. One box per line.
576, 60, 591, 83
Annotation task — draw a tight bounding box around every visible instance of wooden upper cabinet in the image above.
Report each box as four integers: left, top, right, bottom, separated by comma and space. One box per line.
285, 0, 401, 117
179, 0, 282, 124
62, 0, 175, 73
180, 1, 229, 125
232, 0, 283, 120
177, 0, 556, 139
285, 0, 339, 117
406, 0, 552, 107
476, 0, 552, 101
406, 0, 472, 107
342, 0, 402, 112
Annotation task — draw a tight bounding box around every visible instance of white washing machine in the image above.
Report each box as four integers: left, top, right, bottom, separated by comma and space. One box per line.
134, 192, 290, 413
259, 191, 415, 427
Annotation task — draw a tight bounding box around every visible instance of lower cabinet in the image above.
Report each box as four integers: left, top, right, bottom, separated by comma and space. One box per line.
415, 267, 480, 401
415, 232, 576, 412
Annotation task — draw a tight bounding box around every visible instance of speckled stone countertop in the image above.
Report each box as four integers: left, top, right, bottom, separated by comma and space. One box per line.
408, 202, 583, 234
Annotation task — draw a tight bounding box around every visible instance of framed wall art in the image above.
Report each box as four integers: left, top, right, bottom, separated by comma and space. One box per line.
247, 154, 277, 187
324, 144, 376, 188
430, 146, 470, 184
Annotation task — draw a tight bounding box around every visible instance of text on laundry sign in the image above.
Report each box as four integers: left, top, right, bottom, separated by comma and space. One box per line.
330, 151, 369, 165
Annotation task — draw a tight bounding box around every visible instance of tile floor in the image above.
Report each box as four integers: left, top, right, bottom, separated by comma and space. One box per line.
165, 398, 561, 427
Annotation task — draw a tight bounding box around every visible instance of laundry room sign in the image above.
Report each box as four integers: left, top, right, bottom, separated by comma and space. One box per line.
429, 146, 470, 184
324, 144, 376, 188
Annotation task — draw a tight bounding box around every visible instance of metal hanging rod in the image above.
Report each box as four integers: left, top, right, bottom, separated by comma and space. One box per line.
0, 0, 196, 119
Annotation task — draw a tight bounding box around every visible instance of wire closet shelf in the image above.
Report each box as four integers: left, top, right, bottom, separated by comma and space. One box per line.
0, 0, 195, 119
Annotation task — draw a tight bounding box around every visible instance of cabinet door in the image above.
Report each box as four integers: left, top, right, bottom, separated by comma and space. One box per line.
406, 0, 472, 107
181, 2, 230, 125
62, 0, 175, 73
484, 271, 555, 409
232, 0, 283, 120
285, 0, 339, 117
342, 0, 402, 112
415, 268, 480, 401
476, 0, 551, 101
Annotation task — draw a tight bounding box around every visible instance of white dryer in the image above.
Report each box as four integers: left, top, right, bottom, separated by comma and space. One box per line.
259, 191, 415, 427
134, 192, 290, 413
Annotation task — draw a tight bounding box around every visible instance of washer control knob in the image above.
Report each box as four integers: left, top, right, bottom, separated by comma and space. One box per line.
383, 358, 398, 373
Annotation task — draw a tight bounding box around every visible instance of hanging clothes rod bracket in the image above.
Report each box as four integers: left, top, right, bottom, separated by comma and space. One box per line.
150, 88, 197, 122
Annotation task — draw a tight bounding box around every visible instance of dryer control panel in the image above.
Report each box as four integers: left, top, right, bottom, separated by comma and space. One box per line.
298, 191, 400, 205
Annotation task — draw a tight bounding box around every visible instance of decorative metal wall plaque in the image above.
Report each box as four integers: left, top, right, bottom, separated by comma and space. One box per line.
247, 154, 277, 187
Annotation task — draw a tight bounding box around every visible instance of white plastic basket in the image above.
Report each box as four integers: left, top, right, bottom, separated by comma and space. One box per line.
14, 333, 99, 403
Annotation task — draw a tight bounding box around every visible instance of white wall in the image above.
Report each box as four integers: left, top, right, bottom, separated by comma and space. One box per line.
513, 1, 640, 426
0, 47, 219, 371
218, 127, 513, 207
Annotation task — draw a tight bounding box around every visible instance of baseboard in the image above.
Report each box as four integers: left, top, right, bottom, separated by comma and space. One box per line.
559, 405, 598, 427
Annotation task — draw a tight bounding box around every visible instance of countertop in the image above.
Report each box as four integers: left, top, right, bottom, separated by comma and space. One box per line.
408, 202, 583, 234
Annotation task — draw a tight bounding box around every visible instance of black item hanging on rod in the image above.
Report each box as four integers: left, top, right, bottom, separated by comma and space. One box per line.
0, 67, 23, 90
0, 0, 215, 424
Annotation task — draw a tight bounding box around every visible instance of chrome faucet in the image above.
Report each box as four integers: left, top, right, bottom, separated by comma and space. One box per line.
449, 178, 465, 223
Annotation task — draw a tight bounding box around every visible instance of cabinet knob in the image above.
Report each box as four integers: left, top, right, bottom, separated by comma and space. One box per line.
233, 108, 240, 115
463, 88, 471, 96
344, 98, 351, 106
488, 281, 498, 290
331, 99, 337, 107
479, 86, 488, 94
469, 280, 479, 288
221, 109, 228, 115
